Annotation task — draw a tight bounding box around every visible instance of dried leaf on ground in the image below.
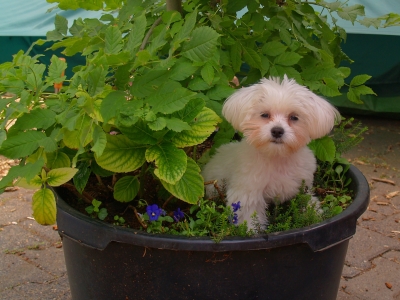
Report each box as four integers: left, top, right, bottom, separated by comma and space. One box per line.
362, 216, 376, 221
372, 178, 396, 185
385, 191, 400, 199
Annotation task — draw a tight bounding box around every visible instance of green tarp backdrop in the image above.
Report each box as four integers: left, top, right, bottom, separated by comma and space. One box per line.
1, 0, 400, 117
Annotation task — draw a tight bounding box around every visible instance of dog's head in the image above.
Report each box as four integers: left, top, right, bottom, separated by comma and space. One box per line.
222, 76, 340, 155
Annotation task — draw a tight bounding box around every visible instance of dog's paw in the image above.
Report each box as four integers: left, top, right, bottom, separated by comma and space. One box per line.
309, 196, 323, 214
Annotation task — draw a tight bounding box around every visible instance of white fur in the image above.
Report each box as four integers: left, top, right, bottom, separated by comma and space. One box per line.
202, 76, 340, 229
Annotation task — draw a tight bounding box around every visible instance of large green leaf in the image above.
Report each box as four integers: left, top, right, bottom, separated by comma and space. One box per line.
125, 14, 146, 53
262, 41, 288, 56
32, 188, 56, 225
113, 176, 139, 202
206, 85, 235, 100
95, 134, 146, 172
119, 120, 158, 145
172, 98, 205, 122
0, 165, 23, 190
274, 52, 302, 66
171, 107, 221, 147
148, 117, 167, 131
308, 136, 336, 163
46, 151, 71, 169
201, 63, 215, 85
169, 58, 199, 81
37, 137, 58, 153
47, 55, 67, 83
174, 8, 197, 43
16, 175, 42, 190
146, 83, 196, 114
105, 26, 123, 54
106, 52, 131, 66
54, 14, 68, 35
91, 124, 107, 157
23, 158, 46, 182
226, 0, 247, 14
165, 118, 191, 132
230, 43, 242, 73
182, 27, 220, 62
47, 168, 79, 187
319, 77, 342, 97
146, 142, 187, 184
350, 74, 371, 87
131, 70, 169, 98
337, 4, 365, 24
242, 47, 261, 68
188, 77, 211, 91
147, 26, 167, 56
11, 107, 55, 132
87, 66, 107, 96
161, 157, 204, 204
0, 131, 46, 159
62, 114, 94, 149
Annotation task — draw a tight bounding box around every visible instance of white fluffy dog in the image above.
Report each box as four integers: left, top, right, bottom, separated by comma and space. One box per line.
202, 76, 340, 228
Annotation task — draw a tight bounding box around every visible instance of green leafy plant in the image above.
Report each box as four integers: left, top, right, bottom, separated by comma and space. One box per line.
321, 194, 352, 217
113, 215, 126, 225
85, 199, 108, 220
311, 117, 368, 192
0, 0, 397, 236
266, 183, 323, 233
175, 199, 249, 240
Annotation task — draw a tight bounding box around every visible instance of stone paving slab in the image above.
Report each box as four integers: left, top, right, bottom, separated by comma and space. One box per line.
344, 226, 400, 274
0, 252, 54, 291
0, 275, 71, 300
341, 253, 400, 300
0, 186, 69, 300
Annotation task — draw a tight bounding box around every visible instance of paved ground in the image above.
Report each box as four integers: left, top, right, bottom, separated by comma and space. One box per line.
0, 116, 399, 300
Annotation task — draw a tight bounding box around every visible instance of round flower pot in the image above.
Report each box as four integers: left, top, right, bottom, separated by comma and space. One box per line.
56, 165, 369, 300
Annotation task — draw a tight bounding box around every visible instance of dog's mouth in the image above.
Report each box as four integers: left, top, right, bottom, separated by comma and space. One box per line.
271, 139, 284, 144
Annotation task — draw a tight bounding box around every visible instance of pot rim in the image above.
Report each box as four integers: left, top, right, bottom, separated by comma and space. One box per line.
56, 165, 369, 252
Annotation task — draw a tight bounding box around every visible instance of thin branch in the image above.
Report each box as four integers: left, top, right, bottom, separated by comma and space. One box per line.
162, 194, 175, 209
139, 17, 162, 51
123, 205, 148, 229
62, 183, 93, 204
204, 180, 225, 201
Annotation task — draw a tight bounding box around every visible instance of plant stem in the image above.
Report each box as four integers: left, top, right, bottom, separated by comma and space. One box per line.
139, 0, 182, 51
95, 174, 104, 186
139, 17, 162, 50
192, 145, 197, 161
139, 163, 148, 199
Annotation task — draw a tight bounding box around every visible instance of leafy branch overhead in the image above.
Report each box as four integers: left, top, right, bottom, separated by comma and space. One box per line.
0, 0, 399, 225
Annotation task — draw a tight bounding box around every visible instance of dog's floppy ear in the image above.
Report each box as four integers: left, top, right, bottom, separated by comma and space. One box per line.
306, 93, 341, 139
222, 85, 261, 131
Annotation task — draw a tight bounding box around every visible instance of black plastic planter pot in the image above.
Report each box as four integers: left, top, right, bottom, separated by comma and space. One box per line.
56, 165, 369, 300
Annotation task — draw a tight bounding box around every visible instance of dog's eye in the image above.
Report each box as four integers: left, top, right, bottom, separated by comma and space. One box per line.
290, 115, 299, 121
261, 113, 269, 118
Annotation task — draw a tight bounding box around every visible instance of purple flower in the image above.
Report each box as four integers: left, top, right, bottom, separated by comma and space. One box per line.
232, 214, 238, 225
173, 208, 184, 222
229, 213, 239, 225
146, 204, 162, 221
231, 201, 241, 213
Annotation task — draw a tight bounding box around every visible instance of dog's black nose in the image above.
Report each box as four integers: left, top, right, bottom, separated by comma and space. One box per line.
271, 126, 284, 138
